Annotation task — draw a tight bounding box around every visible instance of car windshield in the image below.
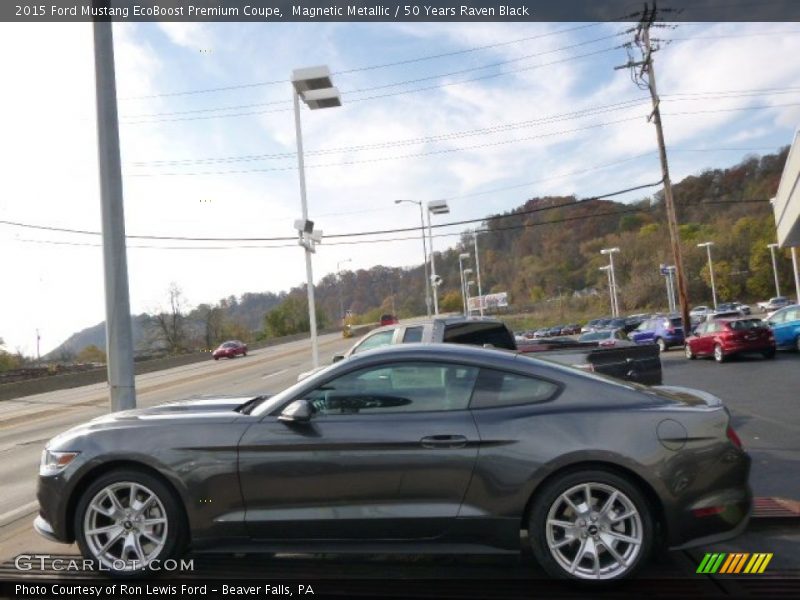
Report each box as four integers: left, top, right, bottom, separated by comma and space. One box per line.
579, 331, 612, 341
669, 317, 683, 327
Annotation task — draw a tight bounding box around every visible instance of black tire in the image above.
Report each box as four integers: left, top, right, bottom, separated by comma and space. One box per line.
795, 336, 800, 353
528, 469, 654, 582
656, 338, 667, 353
763, 348, 776, 360
74, 468, 188, 577
214, 357, 219, 361
713, 344, 727, 363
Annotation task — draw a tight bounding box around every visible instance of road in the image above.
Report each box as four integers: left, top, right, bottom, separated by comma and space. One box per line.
0, 334, 798, 586
0, 331, 355, 530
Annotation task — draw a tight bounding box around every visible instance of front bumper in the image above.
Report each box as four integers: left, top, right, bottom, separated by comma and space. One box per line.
33, 514, 64, 544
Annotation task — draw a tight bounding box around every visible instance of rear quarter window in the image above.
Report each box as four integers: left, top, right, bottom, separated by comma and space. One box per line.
443, 322, 516, 349
470, 368, 560, 409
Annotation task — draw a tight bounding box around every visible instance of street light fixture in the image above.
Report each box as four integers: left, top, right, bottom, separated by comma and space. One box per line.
697, 242, 717, 310
600, 247, 621, 317
395, 199, 431, 317
291, 65, 341, 369
427, 200, 450, 315
336, 258, 352, 327
767, 243, 782, 297
466, 280, 476, 315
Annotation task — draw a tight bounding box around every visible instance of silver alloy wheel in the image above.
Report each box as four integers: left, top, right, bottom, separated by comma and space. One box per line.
545, 482, 643, 580
685, 345, 694, 359
714, 345, 724, 362
83, 482, 168, 571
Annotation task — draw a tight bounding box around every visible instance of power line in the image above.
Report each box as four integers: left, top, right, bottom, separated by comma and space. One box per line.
131, 99, 649, 166
5, 198, 768, 251
120, 46, 624, 124
120, 23, 606, 101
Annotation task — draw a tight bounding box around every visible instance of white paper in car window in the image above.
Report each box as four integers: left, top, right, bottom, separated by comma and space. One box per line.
391, 366, 445, 389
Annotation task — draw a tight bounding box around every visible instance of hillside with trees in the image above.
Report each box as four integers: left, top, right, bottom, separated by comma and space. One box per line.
35, 147, 793, 364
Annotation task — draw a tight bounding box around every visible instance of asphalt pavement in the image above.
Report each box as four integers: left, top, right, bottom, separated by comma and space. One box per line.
0, 334, 798, 592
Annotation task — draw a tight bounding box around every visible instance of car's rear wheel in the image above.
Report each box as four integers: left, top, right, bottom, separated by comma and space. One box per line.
763, 348, 776, 359
656, 338, 667, 353
528, 470, 653, 581
74, 469, 187, 576
684, 345, 695, 360
795, 335, 800, 353
714, 344, 726, 363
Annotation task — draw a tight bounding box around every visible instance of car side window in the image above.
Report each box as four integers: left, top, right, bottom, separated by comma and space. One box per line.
402, 326, 424, 343
304, 362, 479, 416
786, 308, 799, 322
470, 368, 559, 409
770, 311, 787, 325
352, 330, 395, 354
694, 323, 707, 335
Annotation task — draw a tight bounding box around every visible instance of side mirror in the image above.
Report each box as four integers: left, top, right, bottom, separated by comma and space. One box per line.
278, 399, 313, 424
332, 354, 345, 363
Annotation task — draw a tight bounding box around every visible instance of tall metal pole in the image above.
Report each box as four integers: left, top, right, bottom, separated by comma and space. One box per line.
768, 243, 781, 298
664, 271, 672, 312
93, 20, 135, 411
706, 245, 718, 310
668, 267, 677, 313
418, 203, 432, 317
608, 253, 620, 317
473, 232, 484, 317
427, 210, 439, 315
792, 247, 800, 304
293, 90, 319, 368
458, 256, 467, 316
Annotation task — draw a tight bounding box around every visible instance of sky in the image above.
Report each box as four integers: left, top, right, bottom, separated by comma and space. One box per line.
1, 19, 799, 355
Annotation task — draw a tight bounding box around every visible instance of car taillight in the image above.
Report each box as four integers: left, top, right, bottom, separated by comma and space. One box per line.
726, 425, 743, 449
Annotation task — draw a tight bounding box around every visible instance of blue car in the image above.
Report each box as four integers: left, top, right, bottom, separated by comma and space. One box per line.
765, 304, 800, 351
628, 315, 685, 352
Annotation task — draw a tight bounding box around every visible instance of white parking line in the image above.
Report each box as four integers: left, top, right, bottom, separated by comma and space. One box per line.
262, 368, 289, 380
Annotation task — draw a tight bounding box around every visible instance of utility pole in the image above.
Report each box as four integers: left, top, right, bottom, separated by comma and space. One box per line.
93, 17, 136, 411
616, 2, 691, 331
35, 329, 41, 365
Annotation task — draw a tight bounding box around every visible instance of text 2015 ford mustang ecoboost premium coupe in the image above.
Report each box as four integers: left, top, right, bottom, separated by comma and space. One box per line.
35, 344, 751, 581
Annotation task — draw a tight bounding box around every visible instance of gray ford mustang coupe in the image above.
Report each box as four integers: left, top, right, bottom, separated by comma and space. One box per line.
35, 344, 751, 581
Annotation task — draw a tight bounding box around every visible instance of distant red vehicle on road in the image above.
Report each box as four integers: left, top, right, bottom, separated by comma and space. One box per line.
379, 314, 399, 326
685, 318, 775, 363
212, 340, 248, 360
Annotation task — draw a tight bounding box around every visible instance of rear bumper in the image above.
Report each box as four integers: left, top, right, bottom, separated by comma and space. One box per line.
669, 491, 752, 550
723, 341, 774, 354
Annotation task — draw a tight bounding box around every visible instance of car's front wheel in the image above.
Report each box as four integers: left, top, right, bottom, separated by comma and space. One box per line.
74, 469, 187, 576
656, 338, 667, 353
685, 344, 695, 360
528, 469, 653, 581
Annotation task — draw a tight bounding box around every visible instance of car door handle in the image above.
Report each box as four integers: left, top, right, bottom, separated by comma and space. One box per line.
420, 435, 468, 449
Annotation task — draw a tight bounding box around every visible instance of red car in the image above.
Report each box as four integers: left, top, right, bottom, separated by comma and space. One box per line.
685, 318, 775, 363
212, 340, 248, 360
379, 314, 399, 326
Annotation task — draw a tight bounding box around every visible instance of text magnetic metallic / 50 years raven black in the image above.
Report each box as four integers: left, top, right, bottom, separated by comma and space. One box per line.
35, 344, 751, 581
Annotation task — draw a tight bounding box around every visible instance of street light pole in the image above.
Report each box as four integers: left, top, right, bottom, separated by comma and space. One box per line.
426, 200, 450, 315
463, 268, 473, 316
767, 243, 781, 297
93, 19, 135, 412
458, 253, 470, 316
291, 66, 341, 369
601, 247, 621, 317
599, 266, 614, 316
336, 258, 352, 327
395, 200, 431, 317
473, 232, 484, 317
697, 242, 717, 310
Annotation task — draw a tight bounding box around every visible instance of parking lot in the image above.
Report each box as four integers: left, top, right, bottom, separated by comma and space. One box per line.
0, 337, 798, 595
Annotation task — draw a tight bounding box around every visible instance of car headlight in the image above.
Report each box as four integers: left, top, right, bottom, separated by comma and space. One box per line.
40, 449, 80, 476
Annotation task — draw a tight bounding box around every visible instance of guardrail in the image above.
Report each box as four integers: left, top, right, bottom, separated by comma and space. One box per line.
0, 324, 375, 402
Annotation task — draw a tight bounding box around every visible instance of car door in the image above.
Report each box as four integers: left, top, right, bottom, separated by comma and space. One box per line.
689, 322, 706, 354
767, 309, 789, 347
631, 319, 654, 344
238, 360, 480, 541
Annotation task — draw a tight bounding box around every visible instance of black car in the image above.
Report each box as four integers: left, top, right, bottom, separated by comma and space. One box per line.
35, 344, 750, 581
